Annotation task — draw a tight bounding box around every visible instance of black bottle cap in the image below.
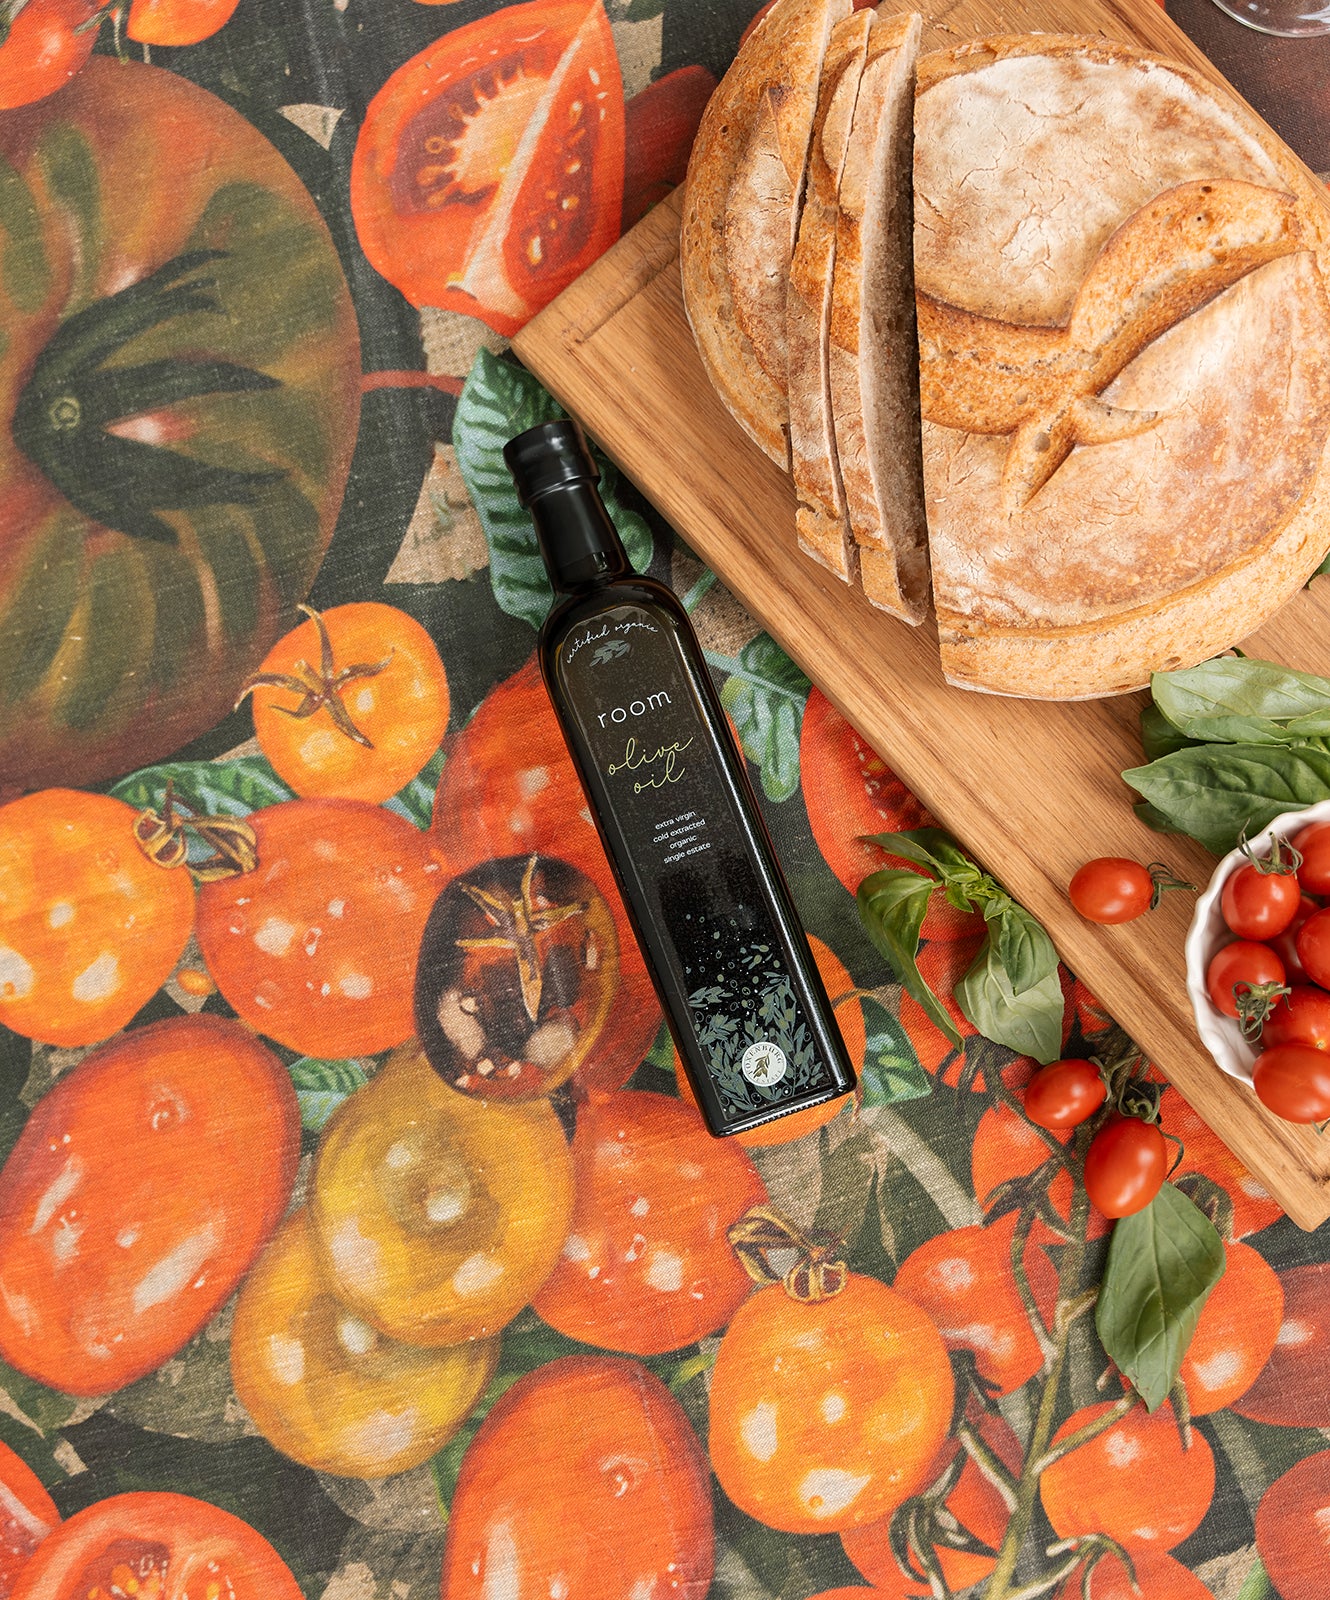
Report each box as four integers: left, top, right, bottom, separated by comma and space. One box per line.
504, 419, 600, 508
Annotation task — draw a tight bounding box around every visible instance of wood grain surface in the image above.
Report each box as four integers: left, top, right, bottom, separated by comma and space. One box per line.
512, 2, 1330, 1228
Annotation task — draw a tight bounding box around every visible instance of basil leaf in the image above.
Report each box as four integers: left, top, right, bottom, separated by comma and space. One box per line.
1122, 744, 1330, 854
1096, 1182, 1225, 1413
1135, 799, 1187, 835
956, 937, 1064, 1065
1152, 657, 1330, 745
1140, 702, 1200, 762
857, 868, 961, 1049
864, 827, 972, 879
994, 902, 1060, 996
717, 633, 810, 802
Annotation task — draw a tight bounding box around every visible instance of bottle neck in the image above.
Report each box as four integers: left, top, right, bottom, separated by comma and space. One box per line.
530, 479, 633, 593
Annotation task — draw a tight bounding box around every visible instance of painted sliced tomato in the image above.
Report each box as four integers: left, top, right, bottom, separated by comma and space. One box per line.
351, 0, 625, 333
0, 1015, 299, 1396
10, 1492, 302, 1600
0, 1439, 59, 1592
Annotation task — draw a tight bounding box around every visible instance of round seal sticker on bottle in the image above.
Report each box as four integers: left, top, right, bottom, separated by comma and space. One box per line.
741, 1041, 788, 1087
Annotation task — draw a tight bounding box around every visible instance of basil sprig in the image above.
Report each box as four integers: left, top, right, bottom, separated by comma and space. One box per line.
1124, 657, 1330, 853
856, 828, 1065, 1064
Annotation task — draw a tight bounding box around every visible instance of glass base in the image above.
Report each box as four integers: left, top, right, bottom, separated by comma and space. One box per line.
1205, 0, 1330, 33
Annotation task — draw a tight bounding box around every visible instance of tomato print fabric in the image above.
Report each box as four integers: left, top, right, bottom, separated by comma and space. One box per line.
0, 4, 1328, 1600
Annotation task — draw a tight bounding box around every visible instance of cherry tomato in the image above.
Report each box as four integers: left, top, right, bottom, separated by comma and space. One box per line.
1221, 857, 1303, 939
1083, 1116, 1167, 1218
1252, 1042, 1330, 1122
0, 0, 99, 111
1295, 905, 1330, 988
0, 1439, 58, 1592
1263, 985, 1330, 1051
1256, 1450, 1330, 1600
243, 603, 449, 804
311, 1042, 572, 1346
674, 934, 861, 1145
0, 789, 195, 1048
1162, 1085, 1284, 1237
1057, 1548, 1220, 1600
1178, 1240, 1283, 1414
431, 657, 661, 1093
230, 1208, 497, 1479
196, 798, 445, 1058
1294, 820, 1330, 894
709, 1274, 953, 1534
1040, 1402, 1214, 1549
1205, 940, 1286, 1018
0, 1014, 297, 1396
440, 1356, 714, 1599
10, 1492, 302, 1600
1269, 894, 1320, 983
126, 0, 241, 44
1234, 1263, 1330, 1426
1068, 858, 1153, 924
532, 1090, 766, 1355
1024, 1058, 1107, 1129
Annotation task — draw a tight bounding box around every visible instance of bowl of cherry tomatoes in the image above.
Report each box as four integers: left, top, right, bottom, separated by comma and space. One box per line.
1185, 798, 1330, 1123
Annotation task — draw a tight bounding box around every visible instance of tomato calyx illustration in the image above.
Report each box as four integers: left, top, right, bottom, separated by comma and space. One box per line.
11, 250, 286, 545
237, 604, 393, 751
727, 1205, 848, 1302
454, 853, 591, 1025
133, 779, 258, 881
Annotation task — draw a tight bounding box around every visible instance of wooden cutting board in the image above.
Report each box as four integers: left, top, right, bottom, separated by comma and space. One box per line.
512, 1, 1330, 1228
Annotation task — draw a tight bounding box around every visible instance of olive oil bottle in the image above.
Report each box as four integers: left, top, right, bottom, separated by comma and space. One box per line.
505, 419, 855, 1138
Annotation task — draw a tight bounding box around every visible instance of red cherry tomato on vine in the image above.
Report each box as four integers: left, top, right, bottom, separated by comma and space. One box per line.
1221, 859, 1303, 939
1263, 985, 1330, 1052
1294, 821, 1330, 895
1253, 1042, 1330, 1123
1083, 1117, 1167, 1218
1206, 940, 1286, 1018
1270, 894, 1321, 983
1024, 1059, 1107, 1129
126, 0, 241, 44
1295, 905, 1330, 988
1069, 858, 1156, 924
0, 0, 99, 110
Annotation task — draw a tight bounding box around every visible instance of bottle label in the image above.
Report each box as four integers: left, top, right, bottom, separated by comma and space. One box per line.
559, 605, 842, 1125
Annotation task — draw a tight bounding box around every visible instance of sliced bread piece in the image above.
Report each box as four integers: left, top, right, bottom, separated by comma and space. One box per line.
723, 0, 849, 398
828, 9, 927, 623
681, 0, 837, 466
787, 7, 873, 577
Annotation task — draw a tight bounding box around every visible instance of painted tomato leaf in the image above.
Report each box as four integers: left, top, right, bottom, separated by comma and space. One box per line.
859, 996, 931, 1105
452, 349, 652, 630
715, 633, 809, 802
111, 756, 295, 821
287, 1057, 370, 1133
1096, 1181, 1225, 1412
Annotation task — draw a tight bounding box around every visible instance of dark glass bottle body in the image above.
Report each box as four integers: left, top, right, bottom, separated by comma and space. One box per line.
507, 421, 855, 1137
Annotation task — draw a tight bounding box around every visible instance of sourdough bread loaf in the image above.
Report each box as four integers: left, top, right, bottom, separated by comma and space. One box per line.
914, 37, 1330, 698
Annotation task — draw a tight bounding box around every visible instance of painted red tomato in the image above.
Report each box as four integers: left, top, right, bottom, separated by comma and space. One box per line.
351, 0, 625, 333
799, 688, 982, 942
0, 1015, 298, 1396
622, 67, 717, 229
1256, 1450, 1330, 1600
532, 1090, 768, 1354
10, 1492, 302, 1600
0, 60, 360, 795
0, 1440, 59, 1592
1057, 1548, 1220, 1599
126, 0, 242, 44
1234, 1263, 1330, 1425
431, 658, 661, 1092
440, 1356, 714, 1599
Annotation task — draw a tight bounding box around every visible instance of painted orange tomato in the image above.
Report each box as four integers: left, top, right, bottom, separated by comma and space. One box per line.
1256, 1450, 1330, 1600
126, 0, 242, 44
230, 1208, 498, 1479
351, 0, 625, 333
0, 1015, 298, 1396
0, 0, 99, 111
10, 1492, 302, 1600
798, 687, 982, 943
709, 1274, 953, 1535
674, 933, 861, 1145
1178, 1239, 1282, 1415
244, 604, 450, 805
1040, 1402, 1214, 1549
196, 799, 446, 1058
532, 1089, 767, 1353
1057, 1548, 1221, 1599
1235, 1263, 1330, 1425
442, 1355, 713, 1598
0, 790, 194, 1048
0, 1440, 59, 1592
432, 657, 662, 1092
311, 1042, 572, 1346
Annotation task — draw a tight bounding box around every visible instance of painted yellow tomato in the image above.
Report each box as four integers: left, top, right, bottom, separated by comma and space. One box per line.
231, 1208, 497, 1478
708, 1274, 954, 1535
243, 604, 450, 805
0, 790, 194, 1047
310, 1042, 572, 1345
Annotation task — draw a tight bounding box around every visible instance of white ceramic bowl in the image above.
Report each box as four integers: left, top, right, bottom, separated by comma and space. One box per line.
1184, 797, 1330, 1086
